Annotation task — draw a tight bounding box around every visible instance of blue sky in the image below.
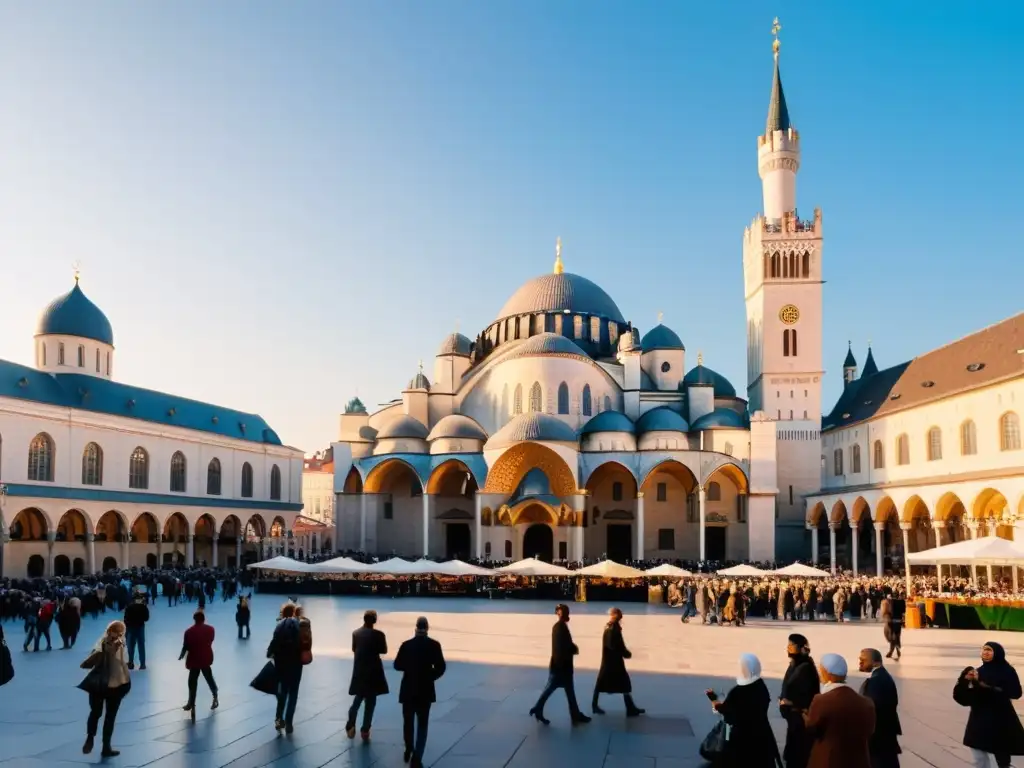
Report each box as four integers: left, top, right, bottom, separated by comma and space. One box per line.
0, 2, 1020, 453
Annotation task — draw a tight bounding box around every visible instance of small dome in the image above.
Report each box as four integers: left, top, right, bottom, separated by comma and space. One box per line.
37, 281, 114, 345
438, 332, 472, 356
376, 415, 429, 440
635, 407, 690, 434
406, 371, 431, 391
503, 333, 589, 361
344, 397, 367, 414
580, 411, 635, 436
496, 272, 626, 324
486, 412, 578, 449
640, 324, 685, 351
691, 408, 748, 430
682, 362, 736, 398
427, 414, 488, 441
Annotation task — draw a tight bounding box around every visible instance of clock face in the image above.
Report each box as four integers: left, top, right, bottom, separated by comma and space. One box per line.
779, 304, 800, 325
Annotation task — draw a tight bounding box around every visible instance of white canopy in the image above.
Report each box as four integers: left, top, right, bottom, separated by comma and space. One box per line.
644, 563, 694, 578
773, 563, 831, 578
716, 564, 770, 577
366, 557, 421, 575
907, 536, 1024, 566
496, 558, 572, 577
575, 560, 647, 579
431, 559, 494, 577
312, 557, 373, 574
246, 556, 312, 573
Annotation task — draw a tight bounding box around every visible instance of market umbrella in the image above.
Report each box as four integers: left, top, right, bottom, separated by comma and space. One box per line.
496, 558, 572, 577
772, 563, 830, 578
644, 563, 694, 578
246, 556, 312, 573
716, 564, 770, 577
312, 557, 374, 574
432, 559, 494, 577
906, 536, 1024, 566
575, 560, 647, 579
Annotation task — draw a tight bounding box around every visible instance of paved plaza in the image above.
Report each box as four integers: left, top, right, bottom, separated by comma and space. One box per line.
0, 593, 1018, 767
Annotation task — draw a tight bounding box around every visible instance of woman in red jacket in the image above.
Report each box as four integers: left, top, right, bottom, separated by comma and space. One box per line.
179, 611, 219, 713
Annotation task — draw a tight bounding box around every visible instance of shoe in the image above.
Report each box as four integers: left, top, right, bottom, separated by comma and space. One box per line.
139, 665, 146, 671
127, 662, 135, 670
403, 747, 412, 762
345, 724, 356, 739
285, 724, 294, 735
572, 714, 592, 725
182, 703, 195, 712
101, 748, 120, 758
211, 697, 219, 710
83, 736, 94, 754
529, 707, 550, 726
626, 707, 646, 717
360, 729, 370, 742
275, 719, 284, 731
592, 704, 606, 715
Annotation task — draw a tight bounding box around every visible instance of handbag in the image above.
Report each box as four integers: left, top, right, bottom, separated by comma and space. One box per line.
0, 638, 14, 687
250, 660, 279, 695
699, 719, 730, 763
77, 646, 110, 694
80, 649, 104, 669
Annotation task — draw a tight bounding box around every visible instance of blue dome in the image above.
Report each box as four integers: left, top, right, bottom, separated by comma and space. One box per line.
486, 412, 578, 448
438, 332, 472, 356
691, 408, 747, 430
496, 272, 625, 324
515, 468, 552, 497
640, 324, 685, 351
580, 411, 635, 435
635, 407, 690, 434
682, 363, 736, 398
36, 282, 114, 345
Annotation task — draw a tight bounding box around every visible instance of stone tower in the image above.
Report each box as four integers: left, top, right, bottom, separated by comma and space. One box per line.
742, 23, 824, 560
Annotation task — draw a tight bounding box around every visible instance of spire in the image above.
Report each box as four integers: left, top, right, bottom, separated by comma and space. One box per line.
765, 17, 792, 135
553, 237, 564, 275
862, 343, 879, 377
843, 340, 857, 369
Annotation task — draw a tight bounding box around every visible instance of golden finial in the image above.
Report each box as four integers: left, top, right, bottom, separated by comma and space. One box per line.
771, 17, 782, 56
72, 260, 82, 284
418, 359, 424, 372
697, 351, 704, 366
553, 237, 564, 275
657, 311, 664, 324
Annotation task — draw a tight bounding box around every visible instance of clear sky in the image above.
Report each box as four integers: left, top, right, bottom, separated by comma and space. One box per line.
0, 2, 1020, 454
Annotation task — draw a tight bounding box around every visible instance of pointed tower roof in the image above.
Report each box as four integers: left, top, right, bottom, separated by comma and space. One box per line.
862, 345, 879, 377
843, 341, 857, 369
765, 19, 792, 135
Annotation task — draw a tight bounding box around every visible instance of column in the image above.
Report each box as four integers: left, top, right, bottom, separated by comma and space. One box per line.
474, 494, 483, 560
810, 524, 819, 565
932, 519, 945, 549
46, 532, 56, 577
186, 534, 194, 567
874, 522, 885, 576
212, 535, 219, 569
236, 536, 243, 568
360, 493, 368, 552
573, 492, 587, 562
121, 537, 130, 569
900, 523, 912, 593
86, 532, 97, 575
422, 493, 431, 558
635, 492, 645, 561
827, 523, 837, 574
968, 523, 979, 584
698, 485, 707, 561
851, 523, 859, 577
157, 537, 163, 569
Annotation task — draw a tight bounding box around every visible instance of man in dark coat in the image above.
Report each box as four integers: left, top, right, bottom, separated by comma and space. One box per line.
530, 604, 591, 725
858, 648, 901, 768
780, 633, 820, 768
592, 607, 644, 717
346, 609, 388, 740
394, 617, 446, 768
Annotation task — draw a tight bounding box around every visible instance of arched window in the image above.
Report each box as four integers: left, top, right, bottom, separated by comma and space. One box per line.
604, 395, 612, 412
557, 382, 569, 414
873, 440, 885, 469
833, 448, 844, 476
513, 384, 523, 415
771, 251, 780, 277
960, 420, 977, 456
1001, 412, 1021, 451
706, 481, 721, 501
782, 328, 798, 357
529, 382, 542, 412
207, 458, 222, 495
95, 348, 100, 372
77, 345, 85, 367
581, 385, 592, 417
573, 316, 583, 339
590, 317, 600, 342
58, 342, 65, 365
802, 251, 810, 277
129, 446, 149, 489
170, 451, 187, 492
927, 427, 942, 461
851, 444, 861, 474
241, 462, 254, 498
28, 432, 55, 482
106, 351, 111, 375
82, 442, 103, 486
608, 322, 618, 347
270, 465, 282, 500
41, 343, 46, 366
896, 434, 910, 465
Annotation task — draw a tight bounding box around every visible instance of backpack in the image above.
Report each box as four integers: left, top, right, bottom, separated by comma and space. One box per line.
298, 620, 313, 665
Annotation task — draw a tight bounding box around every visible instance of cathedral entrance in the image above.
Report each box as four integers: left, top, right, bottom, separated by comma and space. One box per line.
705, 527, 727, 561
446, 523, 471, 560
606, 524, 632, 563
523, 524, 554, 562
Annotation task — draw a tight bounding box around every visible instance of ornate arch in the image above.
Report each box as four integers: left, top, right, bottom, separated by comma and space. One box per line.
583, 460, 638, 493
364, 458, 424, 494
902, 494, 930, 524
703, 461, 749, 494
874, 496, 897, 524
972, 487, 1009, 522
639, 459, 697, 494
850, 496, 872, 524
829, 499, 849, 525
130, 511, 160, 542
219, 514, 243, 539
95, 510, 128, 541
483, 442, 578, 497
426, 459, 479, 496
935, 491, 967, 522
57, 508, 93, 539
807, 501, 827, 526
10, 507, 51, 540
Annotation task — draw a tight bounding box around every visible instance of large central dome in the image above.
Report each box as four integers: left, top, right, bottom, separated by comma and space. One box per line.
495, 272, 625, 324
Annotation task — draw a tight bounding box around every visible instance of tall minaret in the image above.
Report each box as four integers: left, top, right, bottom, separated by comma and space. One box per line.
742, 18, 824, 561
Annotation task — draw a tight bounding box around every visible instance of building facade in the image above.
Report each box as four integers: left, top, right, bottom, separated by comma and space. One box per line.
302, 452, 335, 527
0, 278, 304, 578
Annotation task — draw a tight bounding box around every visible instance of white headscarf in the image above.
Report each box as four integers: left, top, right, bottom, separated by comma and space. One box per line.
737, 653, 762, 686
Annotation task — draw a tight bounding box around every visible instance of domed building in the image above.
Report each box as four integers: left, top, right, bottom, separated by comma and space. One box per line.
0, 277, 305, 578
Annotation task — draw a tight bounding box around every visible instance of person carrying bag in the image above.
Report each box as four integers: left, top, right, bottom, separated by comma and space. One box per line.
0, 625, 14, 687
78, 620, 131, 759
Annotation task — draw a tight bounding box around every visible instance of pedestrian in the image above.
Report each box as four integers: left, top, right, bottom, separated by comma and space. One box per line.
346, 609, 388, 741
881, 596, 903, 661
529, 603, 591, 726
681, 582, 697, 622
709, 653, 782, 767
82, 620, 131, 758
803, 653, 874, 768
953, 641, 1024, 768
592, 607, 644, 717
780, 633, 819, 768
180, 611, 219, 713
34, 598, 55, 651
123, 591, 149, 670
236, 595, 251, 639
858, 648, 901, 768
394, 616, 446, 768
267, 602, 303, 733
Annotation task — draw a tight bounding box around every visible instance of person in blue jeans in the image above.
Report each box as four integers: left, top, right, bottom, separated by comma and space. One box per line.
530, 604, 591, 726
122, 593, 149, 670
267, 602, 303, 733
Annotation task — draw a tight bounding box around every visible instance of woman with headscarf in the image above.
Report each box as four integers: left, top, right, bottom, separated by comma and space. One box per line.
81, 620, 131, 758
592, 607, 644, 717
953, 641, 1024, 767
710, 654, 782, 767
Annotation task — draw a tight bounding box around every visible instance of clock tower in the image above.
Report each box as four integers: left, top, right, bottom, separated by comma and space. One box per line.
742, 19, 824, 559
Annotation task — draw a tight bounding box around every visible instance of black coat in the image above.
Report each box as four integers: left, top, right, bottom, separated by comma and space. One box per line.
349, 626, 389, 697
548, 621, 578, 680
780, 654, 820, 768
716, 678, 782, 768
954, 643, 1024, 756
394, 635, 446, 705
860, 666, 902, 763
594, 622, 632, 694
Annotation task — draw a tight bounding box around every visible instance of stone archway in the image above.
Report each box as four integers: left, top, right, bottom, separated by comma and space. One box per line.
523, 524, 554, 562
586, 461, 639, 562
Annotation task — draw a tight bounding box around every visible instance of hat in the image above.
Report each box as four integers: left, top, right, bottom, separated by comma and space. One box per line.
788, 633, 809, 648
820, 653, 847, 678
737, 653, 762, 686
